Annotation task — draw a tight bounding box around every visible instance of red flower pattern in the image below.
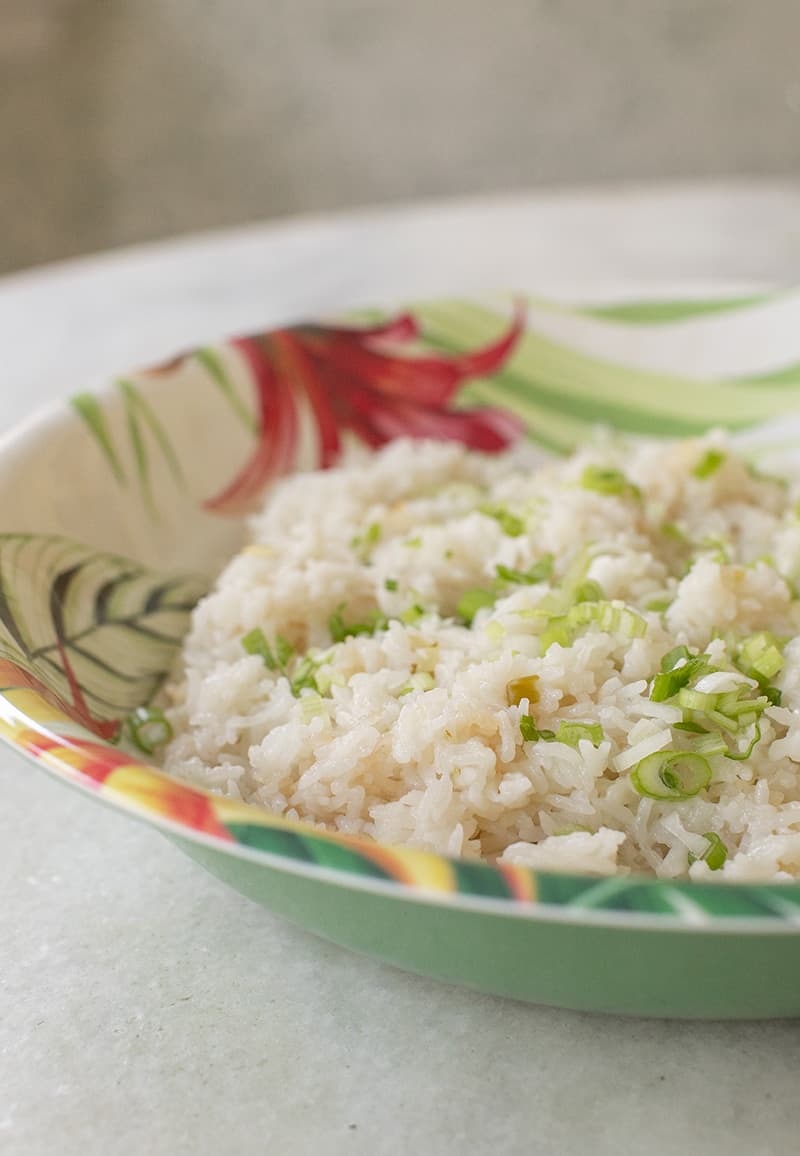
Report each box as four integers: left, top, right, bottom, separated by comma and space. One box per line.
204, 305, 526, 515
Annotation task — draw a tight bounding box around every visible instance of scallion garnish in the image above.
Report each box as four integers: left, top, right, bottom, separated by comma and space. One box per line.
384, 578, 399, 592
555, 721, 605, 749
518, 716, 603, 747
398, 672, 436, 696
629, 750, 712, 800
736, 632, 784, 683
400, 602, 426, 625
573, 579, 604, 604
495, 553, 554, 586
242, 627, 321, 696
457, 588, 495, 624
242, 626, 278, 669
350, 522, 382, 555
328, 605, 388, 642
479, 505, 525, 537
693, 449, 726, 479
689, 831, 728, 870
519, 715, 555, 742
580, 465, 640, 498
127, 706, 173, 755
661, 645, 692, 672
724, 721, 762, 761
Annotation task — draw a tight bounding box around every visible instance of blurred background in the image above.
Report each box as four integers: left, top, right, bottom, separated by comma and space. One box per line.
2, 0, 800, 276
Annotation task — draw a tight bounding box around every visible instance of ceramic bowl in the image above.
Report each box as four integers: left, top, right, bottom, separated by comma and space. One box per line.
6, 292, 800, 1018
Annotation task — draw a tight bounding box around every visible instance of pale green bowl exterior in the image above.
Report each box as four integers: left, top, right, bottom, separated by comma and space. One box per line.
178, 836, 800, 1019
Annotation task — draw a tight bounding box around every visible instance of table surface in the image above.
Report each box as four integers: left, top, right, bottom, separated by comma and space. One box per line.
4, 182, 800, 1156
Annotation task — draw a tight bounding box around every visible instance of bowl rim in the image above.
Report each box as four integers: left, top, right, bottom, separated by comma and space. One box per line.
4, 302, 800, 932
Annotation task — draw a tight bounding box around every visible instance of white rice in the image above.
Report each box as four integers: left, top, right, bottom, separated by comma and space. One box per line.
162, 434, 800, 880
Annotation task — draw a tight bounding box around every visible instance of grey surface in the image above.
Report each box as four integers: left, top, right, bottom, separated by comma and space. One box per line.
3, 189, 800, 1155
6, 769, 800, 1156
3, 0, 800, 273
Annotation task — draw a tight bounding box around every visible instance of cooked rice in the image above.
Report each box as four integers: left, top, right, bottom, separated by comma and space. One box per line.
162, 434, 800, 880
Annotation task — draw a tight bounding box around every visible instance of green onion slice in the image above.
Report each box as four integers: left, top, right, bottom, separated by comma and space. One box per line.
128, 706, 173, 755
479, 505, 526, 537
242, 626, 278, 669
693, 449, 726, 479
519, 715, 555, 742
630, 751, 712, 800
495, 553, 554, 586
555, 721, 605, 749
689, 831, 728, 870
457, 588, 495, 624
328, 605, 388, 642
580, 465, 641, 498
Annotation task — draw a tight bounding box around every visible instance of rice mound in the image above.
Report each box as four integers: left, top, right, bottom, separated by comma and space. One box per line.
162, 434, 800, 880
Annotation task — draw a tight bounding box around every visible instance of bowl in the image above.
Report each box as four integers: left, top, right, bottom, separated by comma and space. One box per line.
5, 291, 800, 1019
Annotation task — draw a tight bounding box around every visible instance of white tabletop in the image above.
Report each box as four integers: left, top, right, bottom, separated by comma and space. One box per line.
4, 183, 800, 1156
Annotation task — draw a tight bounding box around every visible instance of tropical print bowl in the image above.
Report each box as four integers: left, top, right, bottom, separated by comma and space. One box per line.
6, 293, 800, 1018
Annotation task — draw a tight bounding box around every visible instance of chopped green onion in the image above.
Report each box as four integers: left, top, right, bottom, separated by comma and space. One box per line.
300, 692, 329, 722
661, 521, 689, 543
399, 672, 436, 696
678, 687, 720, 713
495, 553, 554, 586
242, 627, 278, 669
693, 449, 726, 479
350, 521, 382, 555
555, 721, 605, 749
289, 657, 320, 696
274, 634, 295, 668
567, 600, 647, 637
724, 721, 761, 761
661, 645, 692, 673
645, 598, 672, 613
457, 588, 495, 624
405, 536, 422, 548
580, 465, 640, 498
673, 720, 707, 734
539, 616, 571, 650
519, 715, 555, 742
506, 675, 540, 706
630, 750, 712, 800
737, 632, 784, 683
485, 620, 506, 643
518, 715, 602, 747
693, 731, 727, 758
573, 579, 604, 603
764, 685, 782, 706
384, 578, 399, 592
689, 831, 728, 870
242, 627, 321, 696
539, 598, 646, 652
479, 505, 525, 537
328, 605, 388, 642
650, 665, 696, 702
400, 603, 426, 625
128, 706, 173, 755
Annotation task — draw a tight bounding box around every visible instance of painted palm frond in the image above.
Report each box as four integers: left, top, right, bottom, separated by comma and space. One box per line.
574, 293, 774, 325
0, 534, 206, 738
414, 300, 800, 451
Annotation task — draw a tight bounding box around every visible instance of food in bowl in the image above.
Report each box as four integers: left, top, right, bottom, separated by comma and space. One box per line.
161, 434, 800, 881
